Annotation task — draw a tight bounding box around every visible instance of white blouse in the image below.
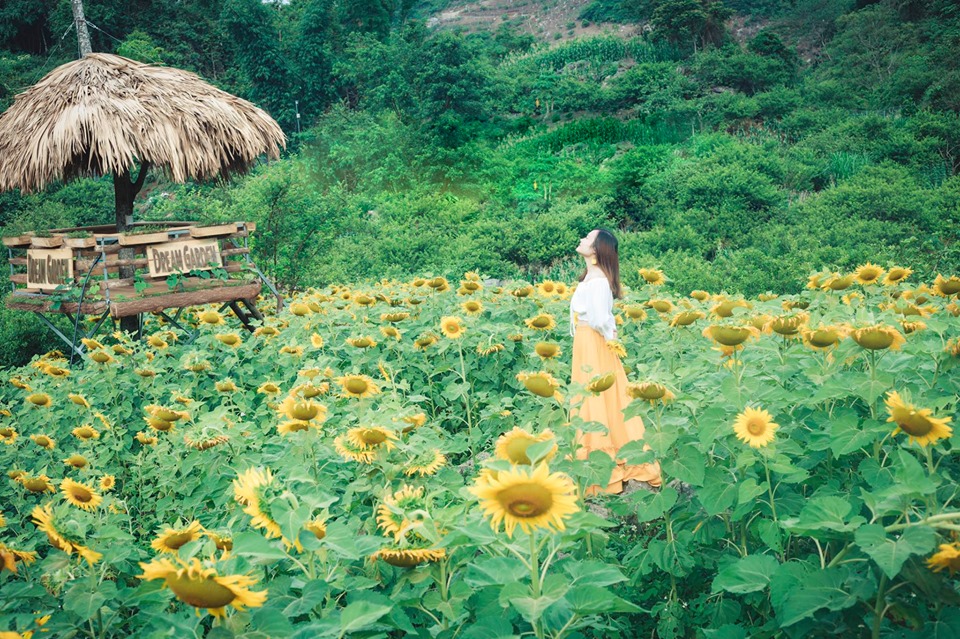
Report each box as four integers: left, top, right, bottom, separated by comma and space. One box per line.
569, 277, 616, 340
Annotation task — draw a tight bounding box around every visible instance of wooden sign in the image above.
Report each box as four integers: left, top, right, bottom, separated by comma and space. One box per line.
27, 248, 74, 291
147, 238, 223, 278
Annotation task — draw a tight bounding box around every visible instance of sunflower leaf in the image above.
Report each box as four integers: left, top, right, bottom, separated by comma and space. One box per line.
712, 554, 780, 594
662, 447, 706, 486
631, 485, 678, 522
697, 468, 738, 515
339, 600, 393, 634
854, 524, 937, 578
231, 531, 288, 562
564, 585, 643, 614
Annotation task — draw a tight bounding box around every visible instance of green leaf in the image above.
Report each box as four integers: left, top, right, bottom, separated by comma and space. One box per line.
770, 563, 857, 627
251, 608, 295, 636
464, 556, 529, 588
894, 449, 938, 495
526, 438, 557, 464
737, 478, 766, 504
644, 428, 678, 456
662, 446, 706, 486
697, 468, 738, 515
829, 410, 881, 456
782, 495, 865, 534
63, 583, 108, 619
461, 617, 519, 639
563, 560, 628, 587
854, 524, 937, 578
703, 625, 749, 639
340, 600, 393, 634
283, 580, 330, 617
230, 531, 288, 562
564, 585, 643, 614
632, 485, 678, 522
618, 440, 657, 465
712, 554, 780, 594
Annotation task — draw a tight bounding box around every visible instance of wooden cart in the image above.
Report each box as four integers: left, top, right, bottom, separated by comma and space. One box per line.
4, 221, 280, 362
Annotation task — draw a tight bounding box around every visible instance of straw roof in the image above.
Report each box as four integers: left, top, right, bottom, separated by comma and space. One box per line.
0, 53, 286, 193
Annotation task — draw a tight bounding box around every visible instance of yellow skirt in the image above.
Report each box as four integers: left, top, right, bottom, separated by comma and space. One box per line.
571, 321, 662, 494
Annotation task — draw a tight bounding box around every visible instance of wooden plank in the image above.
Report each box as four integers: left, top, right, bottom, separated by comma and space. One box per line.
220, 247, 250, 257
110, 280, 262, 317
6, 294, 107, 315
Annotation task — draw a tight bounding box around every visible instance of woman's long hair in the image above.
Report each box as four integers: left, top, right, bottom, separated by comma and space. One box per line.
578, 228, 623, 299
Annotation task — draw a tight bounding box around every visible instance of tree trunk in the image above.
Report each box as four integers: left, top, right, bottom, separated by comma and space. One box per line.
70, 0, 92, 57
113, 163, 150, 336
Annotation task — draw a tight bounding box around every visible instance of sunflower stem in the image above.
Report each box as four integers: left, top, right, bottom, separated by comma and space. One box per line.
871, 572, 888, 639
456, 342, 475, 458
884, 511, 960, 532
529, 529, 545, 639
762, 455, 778, 524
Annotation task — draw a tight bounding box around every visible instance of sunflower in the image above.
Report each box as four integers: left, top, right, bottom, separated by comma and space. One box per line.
703, 324, 759, 347
524, 313, 557, 331
253, 325, 282, 339
507, 333, 524, 342
947, 338, 960, 358
670, 310, 704, 327
638, 268, 666, 285
136, 432, 158, 446
347, 336, 377, 348
215, 333, 242, 347
414, 333, 439, 350
185, 434, 230, 450
469, 463, 579, 538
216, 379, 238, 393
71, 425, 100, 441
277, 396, 328, 423
926, 543, 960, 575
135, 368, 157, 378
437, 316, 464, 339
355, 294, 376, 306
42, 364, 70, 377
336, 374, 381, 399
623, 304, 647, 321
517, 371, 561, 398
461, 300, 483, 315
196, 310, 226, 326
647, 299, 673, 314
376, 485, 428, 539
495, 428, 557, 465
304, 519, 327, 541
346, 426, 397, 451
0, 541, 37, 574
372, 547, 447, 567
25, 393, 52, 408
404, 450, 447, 476
399, 413, 428, 433
32, 504, 101, 564
606, 340, 627, 358
477, 342, 505, 356
63, 454, 89, 469
885, 391, 953, 447
801, 325, 849, 350
29, 434, 55, 450
765, 313, 808, 337
289, 301, 311, 316
61, 478, 102, 510
710, 299, 750, 318
138, 556, 266, 618
0, 426, 17, 445
68, 393, 91, 409
586, 372, 616, 393
9, 376, 31, 391
100, 475, 116, 492
152, 520, 205, 554
511, 285, 534, 298
145, 416, 175, 433
626, 382, 676, 404
333, 435, 377, 463
758, 293, 779, 302
853, 263, 885, 286
534, 342, 561, 359
147, 334, 169, 349
89, 350, 115, 365
883, 266, 912, 285
732, 407, 778, 448
233, 468, 291, 546
427, 277, 449, 292
256, 382, 282, 395
900, 320, 926, 334
147, 405, 188, 422
851, 325, 906, 351
18, 474, 54, 494
380, 326, 401, 341
822, 273, 855, 291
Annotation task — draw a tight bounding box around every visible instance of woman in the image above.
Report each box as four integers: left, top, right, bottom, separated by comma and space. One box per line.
569, 228, 662, 494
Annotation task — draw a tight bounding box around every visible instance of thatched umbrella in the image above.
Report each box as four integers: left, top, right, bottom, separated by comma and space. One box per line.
0, 52, 286, 230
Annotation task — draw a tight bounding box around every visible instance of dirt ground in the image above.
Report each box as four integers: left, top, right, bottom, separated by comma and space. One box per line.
425, 0, 643, 43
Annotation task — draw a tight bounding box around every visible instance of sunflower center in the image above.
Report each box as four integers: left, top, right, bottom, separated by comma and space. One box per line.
291, 403, 319, 420
24, 478, 49, 492
637, 384, 666, 400
345, 379, 369, 394
713, 327, 750, 346
166, 575, 236, 609
524, 376, 556, 397
164, 531, 196, 550
220, 334, 240, 345
746, 418, 767, 436
360, 429, 388, 445
35, 436, 51, 447
857, 329, 894, 349
72, 486, 94, 503
531, 317, 550, 328
499, 483, 553, 518
505, 438, 535, 465
895, 412, 934, 437
76, 427, 95, 439
809, 330, 839, 347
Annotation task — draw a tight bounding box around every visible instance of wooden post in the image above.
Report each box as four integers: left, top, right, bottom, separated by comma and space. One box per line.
70, 0, 93, 57
113, 162, 150, 335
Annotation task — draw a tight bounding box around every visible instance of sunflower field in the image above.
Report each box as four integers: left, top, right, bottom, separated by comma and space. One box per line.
1, 266, 960, 638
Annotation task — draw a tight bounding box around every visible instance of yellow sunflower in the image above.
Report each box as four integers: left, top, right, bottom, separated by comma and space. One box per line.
380, 326, 401, 341
477, 342, 505, 356
764, 313, 808, 337
439, 316, 465, 339
399, 412, 427, 433
586, 372, 616, 393
63, 454, 89, 469
517, 371, 561, 398
346, 426, 397, 451
626, 382, 676, 404
152, 520, 205, 554
29, 434, 55, 450
0, 426, 16, 445
216, 379, 238, 393
537, 280, 558, 297
333, 435, 377, 463
606, 340, 627, 359
885, 391, 953, 447
336, 374, 381, 399
461, 300, 483, 315
277, 396, 327, 423
215, 333, 243, 347
381, 312, 410, 323
732, 407, 778, 448
710, 299, 750, 319
512, 285, 534, 298
0, 541, 37, 574
495, 428, 557, 465
372, 547, 447, 568
853, 263, 885, 286
469, 463, 579, 538
801, 325, 849, 350
100, 475, 116, 492
136, 432, 158, 445
623, 304, 647, 321
404, 450, 447, 476
253, 325, 282, 339
197, 310, 226, 326
25, 393, 52, 408
851, 325, 906, 351
138, 556, 266, 618
647, 299, 673, 314
669, 310, 704, 327
347, 336, 377, 348
414, 333, 439, 350
534, 342, 562, 359
933, 274, 960, 297
883, 266, 912, 285
18, 474, 54, 494
376, 485, 427, 539
703, 324, 760, 347
926, 543, 960, 575
822, 273, 855, 291
304, 519, 327, 541
233, 468, 291, 547
638, 268, 666, 285
256, 382, 282, 395
524, 313, 557, 331
32, 503, 101, 564
61, 478, 102, 510
71, 425, 100, 441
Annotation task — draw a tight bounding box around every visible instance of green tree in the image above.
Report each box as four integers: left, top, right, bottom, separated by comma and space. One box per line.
649, 0, 732, 53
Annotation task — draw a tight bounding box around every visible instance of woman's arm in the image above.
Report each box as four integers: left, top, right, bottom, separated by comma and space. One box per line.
582, 279, 617, 340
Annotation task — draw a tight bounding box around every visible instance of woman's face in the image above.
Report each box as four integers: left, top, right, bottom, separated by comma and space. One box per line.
576, 229, 599, 257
